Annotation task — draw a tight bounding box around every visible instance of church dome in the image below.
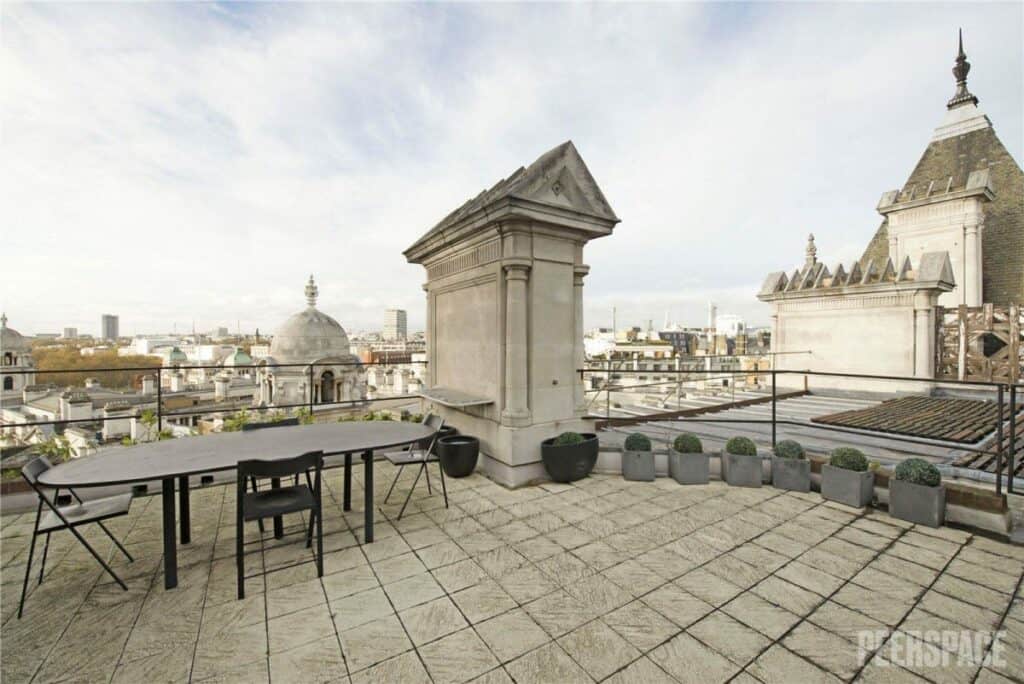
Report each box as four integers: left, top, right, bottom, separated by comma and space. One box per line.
224, 347, 253, 367
1, 313, 30, 352
168, 347, 188, 364
269, 276, 351, 363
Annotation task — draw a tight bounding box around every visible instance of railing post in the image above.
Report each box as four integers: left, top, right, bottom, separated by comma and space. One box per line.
606, 358, 611, 418
156, 367, 163, 433
996, 384, 1004, 496
771, 369, 777, 449
1009, 384, 1016, 495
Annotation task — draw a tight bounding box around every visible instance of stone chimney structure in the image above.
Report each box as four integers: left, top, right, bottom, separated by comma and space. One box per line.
405, 141, 620, 487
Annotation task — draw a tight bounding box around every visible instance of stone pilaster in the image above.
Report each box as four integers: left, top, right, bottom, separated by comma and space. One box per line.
502, 260, 531, 426
573, 265, 589, 415
963, 219, 983, 306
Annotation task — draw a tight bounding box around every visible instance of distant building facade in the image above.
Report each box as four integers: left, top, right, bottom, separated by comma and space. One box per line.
383, 309, 407, 341
62, 327, 78, 339
101, 314, 119, 340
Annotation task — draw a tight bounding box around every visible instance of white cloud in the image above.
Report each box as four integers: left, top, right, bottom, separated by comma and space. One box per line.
1, 3, 1020, 336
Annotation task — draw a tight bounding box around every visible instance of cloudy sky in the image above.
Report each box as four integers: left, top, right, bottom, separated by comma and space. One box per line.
2, 2, 1021, 337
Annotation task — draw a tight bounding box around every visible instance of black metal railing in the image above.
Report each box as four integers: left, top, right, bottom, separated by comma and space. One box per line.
579, 366, 1021, 496
0, 359, 427, 434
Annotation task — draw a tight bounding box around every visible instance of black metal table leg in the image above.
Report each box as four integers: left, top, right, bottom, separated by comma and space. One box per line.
362, 450, 373, 543
343, 453, 352, 511
178, 475, 190, 545
271, 477, 284, 539
161, 478, 178, 589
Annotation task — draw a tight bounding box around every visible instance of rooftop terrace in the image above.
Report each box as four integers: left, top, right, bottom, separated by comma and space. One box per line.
3, 463, 1022, 683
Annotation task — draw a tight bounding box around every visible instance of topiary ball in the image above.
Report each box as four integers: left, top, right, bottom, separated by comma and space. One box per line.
553, 431, 584, 447
774, 439, 805, 460
893, 458, 941, 487
829, 447, 868, 472
673, 433, 702, 454
725, 436, 757, 456
624, 433, 652, 452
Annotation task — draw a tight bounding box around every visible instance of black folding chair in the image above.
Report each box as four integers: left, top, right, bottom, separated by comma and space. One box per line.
381, 414, 447, 519
241, 417, 301, 532
236, 450, 323, 600
17, 456, 134, 619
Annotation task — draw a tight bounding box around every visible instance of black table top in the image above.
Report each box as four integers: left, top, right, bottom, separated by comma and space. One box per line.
38, 421, 434, 488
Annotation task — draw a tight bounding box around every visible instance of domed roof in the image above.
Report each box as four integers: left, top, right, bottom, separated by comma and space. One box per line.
1, 313, 30, 352
168, 347, 188, 364
270, 276, 351, 363
224, 347, 253, 367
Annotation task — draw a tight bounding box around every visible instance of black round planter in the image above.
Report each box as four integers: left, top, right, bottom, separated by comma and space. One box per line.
429, 425, 458, 454
540, 433, 599, 483
437, 435, 479, 478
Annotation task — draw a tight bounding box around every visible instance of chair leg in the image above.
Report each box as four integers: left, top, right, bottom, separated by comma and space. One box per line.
96, 521, 134, 562
423, 459, 433, 495
64, 524, 127, 590
315, 497, 324, 578
384, 463, 405, 503
251, 477, 264, 534
236, 502, 245, 601
397, 462, 425, 520
305, 510, 315, 549
17, 503, 42, 619
438, 461, 449, 509
37, 532, 51, 585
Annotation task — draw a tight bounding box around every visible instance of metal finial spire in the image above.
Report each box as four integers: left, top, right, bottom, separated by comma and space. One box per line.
0, 312, 7, 329
304, 274, 319, 307
948, 28, 978, 109
805, 233, 817, 268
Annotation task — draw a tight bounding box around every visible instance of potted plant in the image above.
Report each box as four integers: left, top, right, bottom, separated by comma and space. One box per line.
437, 434, 479, 478
541, 431, 599, 483
622, 432, 655, 481
890, 458, 945, 527
668, 433, 708, 485
771, 439, 810, 492
721, 436, 762, 487
822, 447, 873, 508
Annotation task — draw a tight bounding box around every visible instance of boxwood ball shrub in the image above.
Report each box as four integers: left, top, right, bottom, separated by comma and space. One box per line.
893, 458, 941, 487
553, 431, 584, 447
725, 436, 757, 456
624, 433, 652, 452
829, 447, 868, 472
673, 433, 703, 454
774, 439, 805, 460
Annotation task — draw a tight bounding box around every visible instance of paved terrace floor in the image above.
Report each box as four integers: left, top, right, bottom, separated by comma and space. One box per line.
2, 466, 1023, 684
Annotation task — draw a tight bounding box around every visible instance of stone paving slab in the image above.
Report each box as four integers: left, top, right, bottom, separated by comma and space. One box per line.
2, 465, 1023, 683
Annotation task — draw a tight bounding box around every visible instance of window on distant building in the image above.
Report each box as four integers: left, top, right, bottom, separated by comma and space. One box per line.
3, 377, 12, 390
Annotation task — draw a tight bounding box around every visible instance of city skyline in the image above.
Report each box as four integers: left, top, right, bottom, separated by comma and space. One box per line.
2, 4, 1021, 336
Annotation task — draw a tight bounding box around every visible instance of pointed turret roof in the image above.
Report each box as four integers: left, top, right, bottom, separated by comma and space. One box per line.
860, 31, 1023, 306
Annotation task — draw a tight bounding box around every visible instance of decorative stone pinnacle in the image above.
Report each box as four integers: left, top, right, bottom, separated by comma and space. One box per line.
805, 233, 817, 268
0, 312, 6, 329
305, 275, 319, 307
947, 28, 979, 109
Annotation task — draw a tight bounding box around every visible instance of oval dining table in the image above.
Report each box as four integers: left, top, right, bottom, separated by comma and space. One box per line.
37, 421, 435, 589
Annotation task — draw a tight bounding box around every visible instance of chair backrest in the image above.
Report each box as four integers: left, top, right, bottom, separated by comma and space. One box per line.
21, 456, 53, 486
420, 414, 445, 452
241, 417, 300, 432
237, 450, 323, 481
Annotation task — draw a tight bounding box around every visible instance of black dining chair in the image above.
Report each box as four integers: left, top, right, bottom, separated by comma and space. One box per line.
241, 417, 301, 532
381, 414, 448, 519
17, 456, 135, 619
236, 450, 323, 600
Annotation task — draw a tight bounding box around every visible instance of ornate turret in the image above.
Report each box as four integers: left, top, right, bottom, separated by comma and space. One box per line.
304, 275, 319, 307
804, 234, 818, 270
947, 29, 978, 109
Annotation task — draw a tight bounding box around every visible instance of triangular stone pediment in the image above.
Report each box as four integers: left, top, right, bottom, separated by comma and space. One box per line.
511, 141, 618, 221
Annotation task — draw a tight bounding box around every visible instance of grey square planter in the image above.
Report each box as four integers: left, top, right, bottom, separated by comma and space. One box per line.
772, 457, 810, 493
668, 449, 709, 485
821, 464, 874, 509
890, 479, 945, 528
622, 450, 656, 481
721, 451, 762, 487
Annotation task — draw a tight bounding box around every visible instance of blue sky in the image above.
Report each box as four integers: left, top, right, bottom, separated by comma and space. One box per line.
2, 2, 1021, 337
